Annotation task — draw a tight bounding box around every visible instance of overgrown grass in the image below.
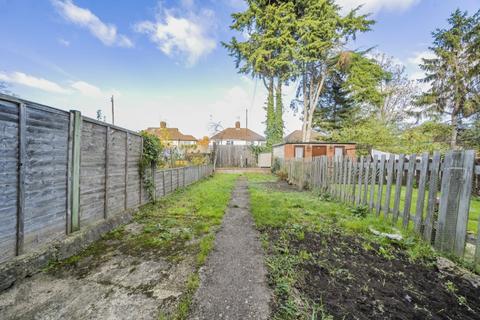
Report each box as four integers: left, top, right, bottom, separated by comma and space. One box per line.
47, 173, 238, 320
247, 173, 442, 319
330, 182, 480, 234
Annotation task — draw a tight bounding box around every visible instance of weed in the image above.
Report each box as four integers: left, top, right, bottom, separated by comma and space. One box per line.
350, 205, 369, 218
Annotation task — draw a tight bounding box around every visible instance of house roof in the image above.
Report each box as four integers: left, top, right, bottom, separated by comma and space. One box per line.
145, 122, 197, 142
283, 130, 325, 143
211, 121, 265, 142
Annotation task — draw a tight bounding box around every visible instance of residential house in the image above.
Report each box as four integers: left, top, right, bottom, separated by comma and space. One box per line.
210, 121, 266, 146
145, 121, 197, 148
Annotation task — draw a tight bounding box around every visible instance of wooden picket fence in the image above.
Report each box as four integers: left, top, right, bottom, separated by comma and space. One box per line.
281, 150, 479, 264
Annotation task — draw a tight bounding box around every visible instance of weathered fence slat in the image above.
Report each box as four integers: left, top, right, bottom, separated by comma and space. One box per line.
346, 159, 353, 203
414, 153, 429, 233
351, 159, 357, 205
424, 152, 441, 243
402, 154, 417, 229
454, 150, 475, 256
369, 155, 378, 210
342, 158, 348, 202
376, 155, 386, 216
363, 157, 371, 206
393, 154, 405, 223
384, 154, 395, 218
356, 157, 364, 205
435, 151, 474, 255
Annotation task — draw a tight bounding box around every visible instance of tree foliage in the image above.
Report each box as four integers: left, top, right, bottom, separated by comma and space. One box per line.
139, 131, 164, 200
417, 9, 480, 148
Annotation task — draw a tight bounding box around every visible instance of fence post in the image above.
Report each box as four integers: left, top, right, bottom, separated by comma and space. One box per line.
70, 110, 82, 232
124, 132, 129, 210
435, 150, 475, 256
104, 126, 110, 218
16, 103, 26, 255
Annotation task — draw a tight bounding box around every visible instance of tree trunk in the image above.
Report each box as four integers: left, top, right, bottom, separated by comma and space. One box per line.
451, 112, 458, 149
275, 79, 284, 143
266, 77, 275, 147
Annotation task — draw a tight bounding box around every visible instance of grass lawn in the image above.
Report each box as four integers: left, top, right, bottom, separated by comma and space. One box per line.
247, 173, 480, 320
331, 182, 480, 234
47, 173, 238, 320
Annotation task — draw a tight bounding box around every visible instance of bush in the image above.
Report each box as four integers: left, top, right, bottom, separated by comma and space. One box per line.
271, 157, 281, 173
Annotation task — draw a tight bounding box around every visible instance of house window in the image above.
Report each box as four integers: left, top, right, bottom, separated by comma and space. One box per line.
294, 146, 305, 159
226, 140, 234, 145
334, 146, 345, 157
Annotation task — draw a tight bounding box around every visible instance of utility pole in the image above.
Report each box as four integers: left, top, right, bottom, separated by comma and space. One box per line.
110, 95, 115, 125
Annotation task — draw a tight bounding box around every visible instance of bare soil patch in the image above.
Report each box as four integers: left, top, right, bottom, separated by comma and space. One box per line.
265, 228, 480, 320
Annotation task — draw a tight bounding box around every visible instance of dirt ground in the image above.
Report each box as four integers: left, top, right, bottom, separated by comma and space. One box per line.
266, 228, 480, 320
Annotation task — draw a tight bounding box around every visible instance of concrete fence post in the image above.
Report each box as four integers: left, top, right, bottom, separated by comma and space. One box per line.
70, 110, 82, 232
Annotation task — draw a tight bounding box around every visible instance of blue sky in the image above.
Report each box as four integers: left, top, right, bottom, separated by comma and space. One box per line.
0, 0, 479, 138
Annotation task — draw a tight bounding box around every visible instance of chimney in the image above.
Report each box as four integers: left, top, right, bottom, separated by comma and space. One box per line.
160, 121, 167, 128
235, 121, 241, 129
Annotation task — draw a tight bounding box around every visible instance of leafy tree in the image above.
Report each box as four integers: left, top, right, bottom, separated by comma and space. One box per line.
329, 118, 397, 155
312, 52, 388, 132
460, 116, 480, 152
417, 9, 480, 148
369, 53, 421, 126
288, 1, 374, 141
399, 121, 451, 154
224, 0, 296, 146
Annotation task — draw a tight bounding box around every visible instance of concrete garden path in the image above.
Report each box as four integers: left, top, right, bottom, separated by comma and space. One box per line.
189, 177, 271, 320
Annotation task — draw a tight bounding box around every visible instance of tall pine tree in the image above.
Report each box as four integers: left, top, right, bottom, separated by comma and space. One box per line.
417, 9, 480, 148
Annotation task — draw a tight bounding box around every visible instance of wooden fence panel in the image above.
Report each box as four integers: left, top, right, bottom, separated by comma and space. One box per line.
127, 135, 142, 208
80, 120, 107, 227
0, 99, 19, 263
106, 129, 127, 216
23, 104, 69, 253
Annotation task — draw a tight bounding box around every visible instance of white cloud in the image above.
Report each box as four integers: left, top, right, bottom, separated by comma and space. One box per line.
407, 50, 436, 67
0, 71, 70, 94
52, 0, 133, 48
335, 0, 419, 14
134, 6, 216, 66
406, 50, 436, 91
71, 81, 103, 97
